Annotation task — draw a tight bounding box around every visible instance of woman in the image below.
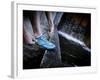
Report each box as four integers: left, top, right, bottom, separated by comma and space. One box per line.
23, 11, 55, 49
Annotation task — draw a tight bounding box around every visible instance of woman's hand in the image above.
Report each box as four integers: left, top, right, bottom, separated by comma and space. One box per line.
45, 12, 54, 38
48, 23, 54, 38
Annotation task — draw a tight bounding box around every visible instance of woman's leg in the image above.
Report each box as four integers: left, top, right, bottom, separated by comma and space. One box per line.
31, 11, 55, 49
31, 11, 42, 37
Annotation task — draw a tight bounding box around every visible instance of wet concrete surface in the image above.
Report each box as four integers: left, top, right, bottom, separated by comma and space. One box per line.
23, 32, 90, 69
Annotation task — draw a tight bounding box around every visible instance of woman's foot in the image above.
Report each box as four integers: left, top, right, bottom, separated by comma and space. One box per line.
35, 35, 55, 49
